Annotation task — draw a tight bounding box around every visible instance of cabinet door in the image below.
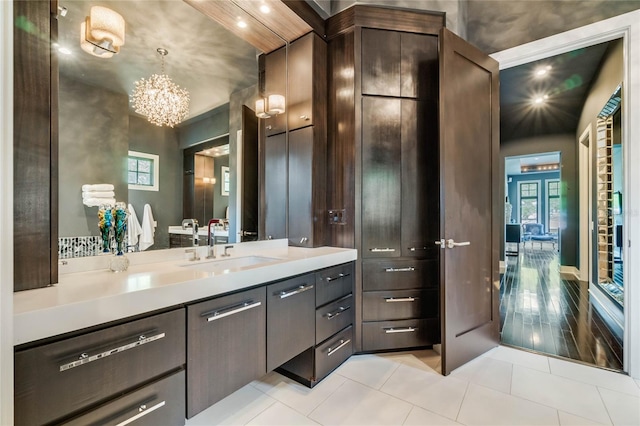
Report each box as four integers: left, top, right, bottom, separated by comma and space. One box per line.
267, 274, 315, 371
400, 33, 438, 99
361, 97, 402, 257
401, 99, 439, 258
15, 309, 185, 426
264, 133, 287, 240
264, 46, 287, 136
187, 287, 266, 418
63, 371, 185, 426
288, 127, 314, 247
361, 29, 401, 97
288, 33, 314, 131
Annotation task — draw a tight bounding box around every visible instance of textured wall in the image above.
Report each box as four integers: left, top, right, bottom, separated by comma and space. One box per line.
58, 75, 129, 237
177, 105, 230, 149
501, 134, 577, 268
128, 115, 182, 250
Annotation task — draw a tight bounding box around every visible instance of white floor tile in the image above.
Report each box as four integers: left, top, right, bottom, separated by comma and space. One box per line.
309, 379, 413, 425
403, 406, 462, 426
634, 378, 640, 389
511, 366, 611, 424
558, 411, 608, 425
251, 371, 347, 416
451, 355, 513, 394
598, 388, 640, 426
333, 353, 402, 389
549, 358, 639, 397
381, 363, 468, 420
378, 349, 441, 373
458, 383, 559, 425
486, 345, 550, 372
186, 385, 276, 426
246, 401, 321, 426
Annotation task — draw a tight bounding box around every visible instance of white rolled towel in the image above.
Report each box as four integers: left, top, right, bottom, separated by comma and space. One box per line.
82, 184, 115, 192
82, 191, 115, 199
83, 198, 116, 207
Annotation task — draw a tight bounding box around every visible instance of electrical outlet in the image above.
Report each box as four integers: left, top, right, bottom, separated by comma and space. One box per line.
328, 209, 346, 225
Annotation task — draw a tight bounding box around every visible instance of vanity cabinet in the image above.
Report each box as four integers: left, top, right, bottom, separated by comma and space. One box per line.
187, 287, 266, 418
14, 308, 186, 425
266, 273, 316, 371
261, 32, 327, 247
279, 262, 354, 386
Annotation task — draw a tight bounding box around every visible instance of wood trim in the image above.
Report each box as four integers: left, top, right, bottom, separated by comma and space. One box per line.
50, 0, 59, 284
235, 0, 314, 43
281, 0, 325, 37
326, 5, 445, 40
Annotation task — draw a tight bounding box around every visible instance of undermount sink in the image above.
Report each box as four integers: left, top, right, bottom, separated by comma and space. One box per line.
180, 255, 281, 273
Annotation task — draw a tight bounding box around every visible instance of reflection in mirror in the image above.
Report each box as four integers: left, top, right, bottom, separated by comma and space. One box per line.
595, 85, 623, 307
56, 0, 270, 258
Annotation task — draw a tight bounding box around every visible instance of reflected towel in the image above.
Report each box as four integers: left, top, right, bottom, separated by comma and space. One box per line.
82, 190, 115, 199
83, 198, 115, 207
82, 184, 114, 192
127, 204, 143, 248
139, 204, 156, 251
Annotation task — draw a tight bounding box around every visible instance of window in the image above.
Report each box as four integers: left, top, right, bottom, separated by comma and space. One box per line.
221, 166, 230, 196
128, 151, 159, 191
547, 179, 560, 234
519, 181, 539, 224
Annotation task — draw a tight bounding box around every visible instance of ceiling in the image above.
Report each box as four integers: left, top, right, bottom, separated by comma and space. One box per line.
499, 40, 614, 142
505, 153, 560, 176
57, 0, 263, 121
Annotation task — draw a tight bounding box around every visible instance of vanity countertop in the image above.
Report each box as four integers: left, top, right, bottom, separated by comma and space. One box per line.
14, 240, 357, 346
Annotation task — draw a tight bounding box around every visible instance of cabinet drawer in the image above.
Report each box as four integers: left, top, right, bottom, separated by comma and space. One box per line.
315, 262, 354, 307
15, 309, 185, 426
315, 326, 353, 382
363, 259, 437, 291
187, 287, 266, 418
267, 274, 316, 371
63, 370, 185, 426
362, 289, 438, 321
362, 318, 438, 351
316, 294, 353, 344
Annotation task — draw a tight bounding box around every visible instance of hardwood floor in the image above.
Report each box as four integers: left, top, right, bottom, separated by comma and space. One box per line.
500, 246, 623, 370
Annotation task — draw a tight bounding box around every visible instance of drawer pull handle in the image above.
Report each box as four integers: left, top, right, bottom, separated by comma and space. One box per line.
409, 247, 428, 251
325, 305, 351, 319
205, 301, 262, 322
279, 284, 314, 299
326, 273, 350, 282
384, 327, 418, 334
327, 338, 351, 357
384, 297, 417, 303
385, 267, 415, 272
370, 247, 396, 252
59, 332, 166, 372
114, 401, 166, 426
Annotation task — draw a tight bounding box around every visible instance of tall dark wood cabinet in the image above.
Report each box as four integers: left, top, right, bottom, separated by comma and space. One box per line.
326, 8, 444, 352
261, 32, 327, 247
13, 0, 58, 290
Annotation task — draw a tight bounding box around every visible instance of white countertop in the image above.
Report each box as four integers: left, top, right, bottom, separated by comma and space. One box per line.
168, 226, 228, 237
14, 240, 357, 346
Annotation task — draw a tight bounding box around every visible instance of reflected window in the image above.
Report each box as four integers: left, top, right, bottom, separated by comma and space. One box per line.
128, 150, 159, 191
547, 180, 560, 234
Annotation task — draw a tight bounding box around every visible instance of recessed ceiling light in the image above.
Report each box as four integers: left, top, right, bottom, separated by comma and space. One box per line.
260, 4, 271, 14
58, 46, 72, 55
535, 65, 552, 77
237, 20, 247, 28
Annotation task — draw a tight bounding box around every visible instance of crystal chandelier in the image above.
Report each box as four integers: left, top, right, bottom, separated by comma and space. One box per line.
131, 48, 190, 127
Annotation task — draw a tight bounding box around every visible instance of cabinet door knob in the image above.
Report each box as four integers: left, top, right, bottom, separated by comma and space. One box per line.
266, 125, 272, 130
299, 115, 310, 120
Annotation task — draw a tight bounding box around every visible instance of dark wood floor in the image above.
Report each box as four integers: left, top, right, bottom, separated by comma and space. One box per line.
500, 247, 623, 370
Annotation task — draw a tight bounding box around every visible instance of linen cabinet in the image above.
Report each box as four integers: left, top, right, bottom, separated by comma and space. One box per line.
326, 5, 500, 373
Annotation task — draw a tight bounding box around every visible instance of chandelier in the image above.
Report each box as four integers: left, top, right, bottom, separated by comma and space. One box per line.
131, 48, 190, 128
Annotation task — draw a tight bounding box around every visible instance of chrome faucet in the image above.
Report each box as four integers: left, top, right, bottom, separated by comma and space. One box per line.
221, 245, 234, 257
206, 219, 219, 259
182, 218, 199, 247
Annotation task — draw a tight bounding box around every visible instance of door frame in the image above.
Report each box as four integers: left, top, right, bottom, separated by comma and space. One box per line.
492, 9, 640, 378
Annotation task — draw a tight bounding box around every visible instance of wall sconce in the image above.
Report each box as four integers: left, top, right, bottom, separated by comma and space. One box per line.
255, 94, 285, 118
202, 177, 216, 185
80, 6, 125, 58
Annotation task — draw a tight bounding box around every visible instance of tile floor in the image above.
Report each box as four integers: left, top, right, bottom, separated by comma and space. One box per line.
186, 346, 640, 425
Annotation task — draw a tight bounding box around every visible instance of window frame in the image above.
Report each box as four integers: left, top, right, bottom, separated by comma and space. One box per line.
546, 178, 561, 234
128, 150, 159, 192
517, 180, 541, 224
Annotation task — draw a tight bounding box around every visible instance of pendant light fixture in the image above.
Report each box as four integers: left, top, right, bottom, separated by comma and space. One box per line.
80, 6, 125, 58
130, 48, 190, 128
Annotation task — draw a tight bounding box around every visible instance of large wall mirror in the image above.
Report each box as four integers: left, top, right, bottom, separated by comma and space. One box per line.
57, 0, 280, 258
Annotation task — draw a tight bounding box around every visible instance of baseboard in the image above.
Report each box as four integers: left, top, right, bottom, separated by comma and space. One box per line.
560, 265, 581, 281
